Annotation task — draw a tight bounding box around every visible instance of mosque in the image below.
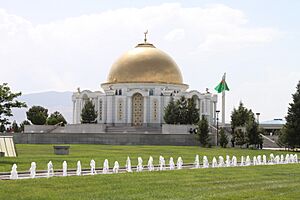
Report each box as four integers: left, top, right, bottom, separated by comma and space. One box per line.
72, 33, 218, 127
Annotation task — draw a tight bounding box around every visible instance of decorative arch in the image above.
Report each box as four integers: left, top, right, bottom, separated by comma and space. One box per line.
82, 94, 89, 105
132, 93, 144, 126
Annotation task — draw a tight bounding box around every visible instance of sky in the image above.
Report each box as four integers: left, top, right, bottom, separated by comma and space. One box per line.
0, 0, 300, 122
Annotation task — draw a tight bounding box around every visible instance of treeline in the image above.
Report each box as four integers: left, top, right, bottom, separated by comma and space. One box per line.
0, 83, 67, 133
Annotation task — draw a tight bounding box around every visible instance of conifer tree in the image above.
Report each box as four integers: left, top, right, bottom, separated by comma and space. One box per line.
186, 98, 200, 124
284, 81, 300, 148
197, 116, 209, 146
235, 129, 246, 147
245, 119, 260, 147
231, 102, 255, 131
177, 96, 188, 124
219, 128, 228, 148
163, 99, 179, 124
81, 99, 97, 124
164, 97, 199, 125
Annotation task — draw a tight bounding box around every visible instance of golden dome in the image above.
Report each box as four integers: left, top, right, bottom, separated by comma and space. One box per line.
106, 42, 183, 84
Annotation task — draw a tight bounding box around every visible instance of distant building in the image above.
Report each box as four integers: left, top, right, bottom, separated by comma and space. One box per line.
72, 36, 217, 127
260, 119, 285, 134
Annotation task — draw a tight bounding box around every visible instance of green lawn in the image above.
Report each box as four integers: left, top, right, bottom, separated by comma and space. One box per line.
0, 144, 299, 199
0, 144, 297, 172
0, 164, 299, 200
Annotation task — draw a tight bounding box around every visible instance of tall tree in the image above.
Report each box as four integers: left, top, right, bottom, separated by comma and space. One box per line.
186, 98, 200, 124
177, 96, 188, 124
230, 101, 255, 147
197, 116, 209, 147
47, 111, 67, 126
235, 129, 246, 147
0, 83, 27, 127
26, 106, 48, 125
81, 99, 97, 123
231, 102, 255, 131
284, 81, 300, 148
163, 98, 179, 124
164, 96, 200, 125
245, 119, 260, 147
219, 128, 228, 148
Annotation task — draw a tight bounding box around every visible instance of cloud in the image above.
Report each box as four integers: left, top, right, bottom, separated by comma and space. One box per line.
0, 3, 281, 93
165, 29, 185, 41
0, 3, 288, 122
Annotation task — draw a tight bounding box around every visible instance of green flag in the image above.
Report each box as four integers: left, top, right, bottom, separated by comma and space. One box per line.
215, 74, 229, 93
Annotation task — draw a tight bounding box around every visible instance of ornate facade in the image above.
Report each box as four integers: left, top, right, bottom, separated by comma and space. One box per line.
72, 38, 217, 127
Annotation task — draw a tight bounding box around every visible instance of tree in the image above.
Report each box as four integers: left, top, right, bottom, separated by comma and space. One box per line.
163, 99, 180, 124
19, 120, 31, 132
0, 83, 26, 127
186, 98, 200, 124
164, 96, 200, 125
284, 81, 300, 148
245, 119, 260, 147
47, 111, 67, 126
235, 129, 246, 147
26, 106, 48, 125
197, 116, 209, 146
231, 102, 255, 132
81, 99, 97, 123
231, 102, 257, 148
177, 96, 188, 124
219, 128, 228, 148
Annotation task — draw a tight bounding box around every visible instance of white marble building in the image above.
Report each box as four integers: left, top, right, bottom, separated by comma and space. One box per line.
72, 38, 217, 127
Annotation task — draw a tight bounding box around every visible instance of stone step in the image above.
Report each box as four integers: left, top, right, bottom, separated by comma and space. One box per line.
262, 137, 280, 148
106, 126, 162, 133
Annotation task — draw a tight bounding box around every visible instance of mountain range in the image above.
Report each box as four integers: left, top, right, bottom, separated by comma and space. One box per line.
12, 91, 73, 124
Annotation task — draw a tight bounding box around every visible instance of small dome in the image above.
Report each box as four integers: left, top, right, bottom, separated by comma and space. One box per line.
106, 42, 183, 84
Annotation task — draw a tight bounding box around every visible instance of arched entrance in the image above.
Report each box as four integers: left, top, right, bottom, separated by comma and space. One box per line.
132, 93, 144, 126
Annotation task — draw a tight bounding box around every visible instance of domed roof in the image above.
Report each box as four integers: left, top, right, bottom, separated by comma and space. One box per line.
106, 42, 183, 85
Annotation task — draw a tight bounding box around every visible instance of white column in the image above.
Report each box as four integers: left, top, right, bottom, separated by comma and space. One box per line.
206, 99, 211, 124
103, 98, 107, 124
72, 100, 75, 124
213, 102, 217, 125
106, 95, 113, 125
76, 99, 81, 124
127, 96, 132, 125
157, 97, 161, 124
97, 98, 101, 123
143, 96, 148, 125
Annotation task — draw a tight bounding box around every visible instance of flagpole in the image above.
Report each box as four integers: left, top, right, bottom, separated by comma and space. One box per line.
222, 73, 226, 126
214, 72, 229, 127
222, 90, 225, 126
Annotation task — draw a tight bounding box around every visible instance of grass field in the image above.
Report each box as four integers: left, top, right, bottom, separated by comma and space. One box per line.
0, 144, 296, 172
0, 164, 299, 200
1, 144, 299, 200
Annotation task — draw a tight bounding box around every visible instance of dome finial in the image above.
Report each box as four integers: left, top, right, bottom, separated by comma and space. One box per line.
144, 30, 148, 43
